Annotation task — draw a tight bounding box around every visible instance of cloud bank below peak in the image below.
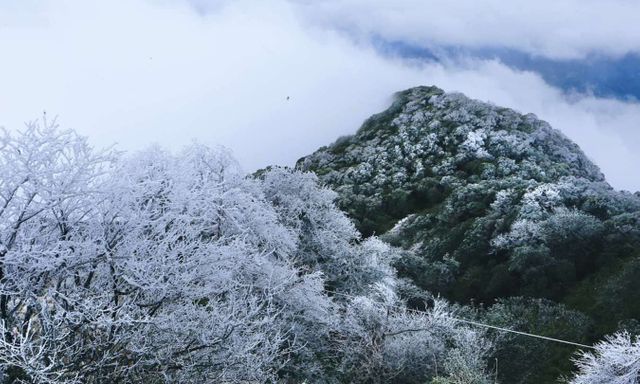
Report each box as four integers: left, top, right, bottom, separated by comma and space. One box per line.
290, 0, 640, 60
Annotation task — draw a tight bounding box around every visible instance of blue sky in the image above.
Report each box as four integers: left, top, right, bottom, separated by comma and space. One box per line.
1, 0, 639, 190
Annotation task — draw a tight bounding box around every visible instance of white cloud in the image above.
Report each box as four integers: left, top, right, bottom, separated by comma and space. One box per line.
290, 0, 640, 60
0, 0, 423, 169
0, 0, 639, 191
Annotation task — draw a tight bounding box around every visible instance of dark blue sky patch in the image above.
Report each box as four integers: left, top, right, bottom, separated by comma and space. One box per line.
374, 38, 640, 101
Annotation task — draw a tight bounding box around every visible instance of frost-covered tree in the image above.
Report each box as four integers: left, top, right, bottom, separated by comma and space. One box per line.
0, 118, 116, 383
569, 331, 640, 384
258, 167, 398, 296
81, 145, 326, 383
333, 285, 493, 384
0, 124, 327, 382
0, 119, 495, 383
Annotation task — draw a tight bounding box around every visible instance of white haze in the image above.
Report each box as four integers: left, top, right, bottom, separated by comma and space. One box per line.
0, 0, 639, 191
291, 0, 640, 60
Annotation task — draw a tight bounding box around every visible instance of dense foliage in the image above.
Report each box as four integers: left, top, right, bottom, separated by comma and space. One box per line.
298, 86, 640, 382
0, 120, 494, 383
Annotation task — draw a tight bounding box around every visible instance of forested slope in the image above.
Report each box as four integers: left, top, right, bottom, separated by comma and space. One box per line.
298, 86, 640, 383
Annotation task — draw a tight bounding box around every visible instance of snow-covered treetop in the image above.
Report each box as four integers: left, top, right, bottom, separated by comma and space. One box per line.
0, 119, 496, 383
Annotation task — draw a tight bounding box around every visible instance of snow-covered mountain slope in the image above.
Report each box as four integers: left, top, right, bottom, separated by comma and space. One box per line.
299, 85, 640, 310
298, 86, 640, 383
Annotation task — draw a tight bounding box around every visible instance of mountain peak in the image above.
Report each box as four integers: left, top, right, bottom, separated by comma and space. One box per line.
297, 86, 640, 308
298, 86, 607, 237
300, 85, 603, 185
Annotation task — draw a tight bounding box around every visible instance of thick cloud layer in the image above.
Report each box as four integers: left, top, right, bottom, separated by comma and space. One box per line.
0, 0, 639, 191
291, 0, 640, 60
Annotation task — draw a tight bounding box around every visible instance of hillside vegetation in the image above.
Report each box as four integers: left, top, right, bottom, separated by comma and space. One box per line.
298, 86, 640, 383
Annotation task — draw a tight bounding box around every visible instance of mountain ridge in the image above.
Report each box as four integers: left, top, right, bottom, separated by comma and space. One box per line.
297, 85, 640, 383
